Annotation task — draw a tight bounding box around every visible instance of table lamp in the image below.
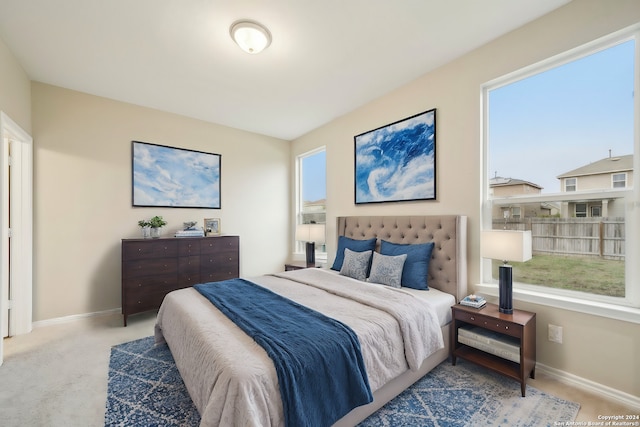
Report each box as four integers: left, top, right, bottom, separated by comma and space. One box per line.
295, 223, 325, 267
481, 230, 532, 314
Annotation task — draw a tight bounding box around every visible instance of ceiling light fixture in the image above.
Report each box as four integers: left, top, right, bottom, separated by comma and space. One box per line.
229, 20, 272, 54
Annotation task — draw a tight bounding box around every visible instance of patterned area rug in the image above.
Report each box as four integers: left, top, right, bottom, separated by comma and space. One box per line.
105, 337, 579, 426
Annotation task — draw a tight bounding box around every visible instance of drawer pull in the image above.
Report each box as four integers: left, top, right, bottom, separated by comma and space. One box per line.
505, 326, 509, 330
470, 316, 475, 321
138, 283, 142, 287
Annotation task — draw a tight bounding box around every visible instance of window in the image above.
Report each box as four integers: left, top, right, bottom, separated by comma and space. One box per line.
612, 173, 627, 188
296, 148, 326, 256
511, 207, 521, 219
564, 178, 576, 192
483, 27, 639, 314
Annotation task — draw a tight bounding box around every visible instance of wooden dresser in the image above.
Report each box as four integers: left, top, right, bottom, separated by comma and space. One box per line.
121, 235, 239, 326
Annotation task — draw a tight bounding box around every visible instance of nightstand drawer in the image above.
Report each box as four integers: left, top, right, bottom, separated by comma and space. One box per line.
454, 310, 521, 338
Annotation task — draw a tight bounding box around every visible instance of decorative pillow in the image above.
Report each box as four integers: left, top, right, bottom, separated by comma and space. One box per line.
331, 236, 377, 271
368, 252, 407, 288
339, 248, 373, 281
380, 240, 435, 290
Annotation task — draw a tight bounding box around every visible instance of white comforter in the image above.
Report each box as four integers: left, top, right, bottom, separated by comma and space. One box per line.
154, 268, 444, 427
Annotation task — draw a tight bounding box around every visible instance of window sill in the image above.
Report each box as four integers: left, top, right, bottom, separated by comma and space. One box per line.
475, 283, 640, 325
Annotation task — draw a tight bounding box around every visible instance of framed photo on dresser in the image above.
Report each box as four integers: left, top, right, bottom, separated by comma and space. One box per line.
204, 218, 220, 236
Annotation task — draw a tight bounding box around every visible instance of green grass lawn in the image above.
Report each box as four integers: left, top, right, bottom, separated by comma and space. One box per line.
494, 254, 625, 297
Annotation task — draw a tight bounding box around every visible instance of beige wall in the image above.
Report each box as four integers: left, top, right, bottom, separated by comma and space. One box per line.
0, 37, 31, 133
292, 0, 640, 398
32, 82, 290, 321
575, 171, 635, 191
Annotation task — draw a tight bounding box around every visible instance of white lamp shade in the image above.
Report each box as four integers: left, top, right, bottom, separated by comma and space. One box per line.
230, 20, 272, 54
481, 230, 532, 263
295, 223, 325, 244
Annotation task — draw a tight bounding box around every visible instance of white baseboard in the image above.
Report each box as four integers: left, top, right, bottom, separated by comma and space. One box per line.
537, 362, 640, 412
32, 308, 121, 329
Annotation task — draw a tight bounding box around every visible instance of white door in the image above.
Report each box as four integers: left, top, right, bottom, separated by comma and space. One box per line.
0, 112, 33, 366
1, 133, 8, 339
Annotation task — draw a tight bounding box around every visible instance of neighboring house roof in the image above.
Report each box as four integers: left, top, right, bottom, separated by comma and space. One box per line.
557, 154, 633, 178
489, 177, 543, 190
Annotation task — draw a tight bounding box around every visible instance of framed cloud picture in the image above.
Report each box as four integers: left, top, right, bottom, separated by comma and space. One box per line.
354, 108, 436, 204
132, 141, 221, 208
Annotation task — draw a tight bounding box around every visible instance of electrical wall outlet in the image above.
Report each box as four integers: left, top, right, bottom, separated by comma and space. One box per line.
548, 324, 563, 343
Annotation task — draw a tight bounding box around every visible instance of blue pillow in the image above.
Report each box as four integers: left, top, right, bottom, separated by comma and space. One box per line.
331, 236, 377, 271
380, 240, 434, 290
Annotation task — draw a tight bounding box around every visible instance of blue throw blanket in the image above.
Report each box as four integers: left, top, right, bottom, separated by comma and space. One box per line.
194, 279, 373, 427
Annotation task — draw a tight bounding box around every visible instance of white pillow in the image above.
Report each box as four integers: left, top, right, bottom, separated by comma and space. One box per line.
339, 248, 372, 281
368, 251, 407, 288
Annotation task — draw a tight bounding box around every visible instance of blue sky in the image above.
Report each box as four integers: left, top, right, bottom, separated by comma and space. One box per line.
302, 150, 326, 202
489, 39, 635, 193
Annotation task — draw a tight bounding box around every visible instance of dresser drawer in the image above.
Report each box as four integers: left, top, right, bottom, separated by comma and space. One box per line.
454, 309, 521, 338
201, 236, 239, 254
122, 274, 179, 296
178, 239, 201, 255
123, 258, 178, 278
201, 254, 238, 276
201, 270, 238, 282
123, 240, 178, 260
179, 256, 200, 273
123, 290, 170, 314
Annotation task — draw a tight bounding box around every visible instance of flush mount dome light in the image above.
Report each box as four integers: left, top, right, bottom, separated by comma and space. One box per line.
230, 20, 272, 54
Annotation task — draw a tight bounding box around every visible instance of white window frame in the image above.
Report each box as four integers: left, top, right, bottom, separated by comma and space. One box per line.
479, 25, 640, 324
295, 147, 327, 261
575, 203, 587, 217
564, 177, 577, 192
612, 172, 627, 188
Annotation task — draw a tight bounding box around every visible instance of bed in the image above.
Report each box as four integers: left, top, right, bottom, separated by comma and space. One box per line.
155, 215, 468, 426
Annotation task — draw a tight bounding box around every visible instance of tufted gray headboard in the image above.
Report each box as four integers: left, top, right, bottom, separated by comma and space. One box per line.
336, 215, 468, 302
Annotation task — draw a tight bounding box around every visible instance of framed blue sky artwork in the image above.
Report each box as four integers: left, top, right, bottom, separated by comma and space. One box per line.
354, 108, 436, 204
132, 141, 221, 208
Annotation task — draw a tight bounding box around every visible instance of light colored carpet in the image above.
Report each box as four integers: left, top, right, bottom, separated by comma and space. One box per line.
0, 311, 634, 426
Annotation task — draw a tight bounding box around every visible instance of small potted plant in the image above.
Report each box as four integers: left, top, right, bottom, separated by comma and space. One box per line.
148, 215, 167, 238
137, 219, 151, 239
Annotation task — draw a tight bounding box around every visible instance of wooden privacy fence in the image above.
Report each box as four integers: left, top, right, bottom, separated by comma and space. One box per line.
493, 218, 625, 260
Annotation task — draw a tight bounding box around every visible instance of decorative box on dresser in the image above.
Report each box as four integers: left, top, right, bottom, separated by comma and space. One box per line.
121, 235, 239, 326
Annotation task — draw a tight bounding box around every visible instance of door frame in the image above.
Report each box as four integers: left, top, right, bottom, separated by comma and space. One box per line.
0, 111, 33, 366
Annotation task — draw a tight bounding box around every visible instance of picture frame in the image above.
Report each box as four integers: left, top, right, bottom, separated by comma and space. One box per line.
132, 141, 221, 208
354, 108, 436, 204
204, 218, 221, 236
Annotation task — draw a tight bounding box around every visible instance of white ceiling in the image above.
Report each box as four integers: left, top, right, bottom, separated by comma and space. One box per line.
0, 0, 570, 140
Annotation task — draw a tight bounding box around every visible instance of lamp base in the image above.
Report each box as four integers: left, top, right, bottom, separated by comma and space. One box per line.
305, 242, 315, 267
498, 264, 513, 314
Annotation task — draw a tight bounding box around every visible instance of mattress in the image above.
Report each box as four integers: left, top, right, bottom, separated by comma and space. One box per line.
155, 268, 447, 427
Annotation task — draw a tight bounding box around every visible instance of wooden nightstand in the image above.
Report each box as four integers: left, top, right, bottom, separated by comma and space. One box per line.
451, 303, 536, 397
284, 261, 321, 271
